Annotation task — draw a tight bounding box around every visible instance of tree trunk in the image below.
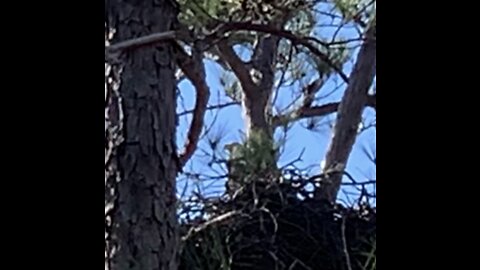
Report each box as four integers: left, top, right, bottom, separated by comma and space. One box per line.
105, 0, 180, 269
315, 25, 376, 203
243, 34, 279, 138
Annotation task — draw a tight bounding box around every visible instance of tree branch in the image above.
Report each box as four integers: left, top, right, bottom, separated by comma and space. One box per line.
178, 101, 240, 117
105, 23, 349, 83
216, 40, 257, 97
207, 22, 349, 83
272, 95, 375, 127
302, 77, 326, 108
172, 42, 210, 169
105, 31, 176, 58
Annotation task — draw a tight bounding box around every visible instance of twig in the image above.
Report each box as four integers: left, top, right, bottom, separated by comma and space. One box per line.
342, 180, 376, 186
181, 210, 242, 242
178, 101, 239, 117
272, 42, 295, 107
341, 216, 353, 270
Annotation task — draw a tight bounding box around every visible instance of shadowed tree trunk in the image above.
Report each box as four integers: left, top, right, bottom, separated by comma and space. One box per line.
105, 0, 180, 269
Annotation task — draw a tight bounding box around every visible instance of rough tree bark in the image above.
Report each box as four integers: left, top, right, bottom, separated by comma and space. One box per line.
105, 0, 180, 269
315, 24, 376, 203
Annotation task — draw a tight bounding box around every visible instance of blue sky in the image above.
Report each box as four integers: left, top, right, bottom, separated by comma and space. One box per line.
175, 3, 376, 205
176, 58, 376, 205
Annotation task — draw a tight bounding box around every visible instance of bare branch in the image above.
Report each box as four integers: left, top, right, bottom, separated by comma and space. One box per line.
208, 22, 350, 83
173, 42, 210, 168
181, 210, 243, 242
341, 216, 353, 270
272, 43, 295, 107
178, 101, 240, 117
273, 95, 375, 127
105, 31, 176, 56
216, 40, 257, 97
327, 38, 364, 46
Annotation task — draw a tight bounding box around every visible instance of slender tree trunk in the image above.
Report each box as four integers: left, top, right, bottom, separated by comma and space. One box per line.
223, 33, 280, 196
105, 0, 180, 269
315, 25, 376, 203
243, 34, 279, 138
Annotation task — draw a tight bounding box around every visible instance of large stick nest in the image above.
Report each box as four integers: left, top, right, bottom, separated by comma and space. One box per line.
179, 172, 376, 270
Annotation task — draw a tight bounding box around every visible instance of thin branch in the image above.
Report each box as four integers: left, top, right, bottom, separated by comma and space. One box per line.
272, 43, 295, 107
105, 31, 176, 55
341, 216, 353, 270
178, 101, 240, 117
105, 23, 350, 83
342, 180, 376, 186
327, 38, 364, 46
207, 22, 350, 83
273, 94, 375, 127
173, 42, 210, 168
181, 210, 243, 242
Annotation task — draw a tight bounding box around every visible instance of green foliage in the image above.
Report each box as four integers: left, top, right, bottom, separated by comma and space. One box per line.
182, 226, 231, 270
333, 0, 376, 24
241, 129, 279, 171
284, 7, 316, 36
178, 0, 242, 29
225, 130, 280, 186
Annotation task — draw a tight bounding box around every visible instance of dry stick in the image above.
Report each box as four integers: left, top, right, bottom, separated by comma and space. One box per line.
181, 210, 242, 242
341, 216, 353, 270
178, 101, 240, 117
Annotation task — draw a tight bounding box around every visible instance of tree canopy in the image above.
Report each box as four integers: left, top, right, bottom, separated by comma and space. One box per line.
105, 0, 376, 269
